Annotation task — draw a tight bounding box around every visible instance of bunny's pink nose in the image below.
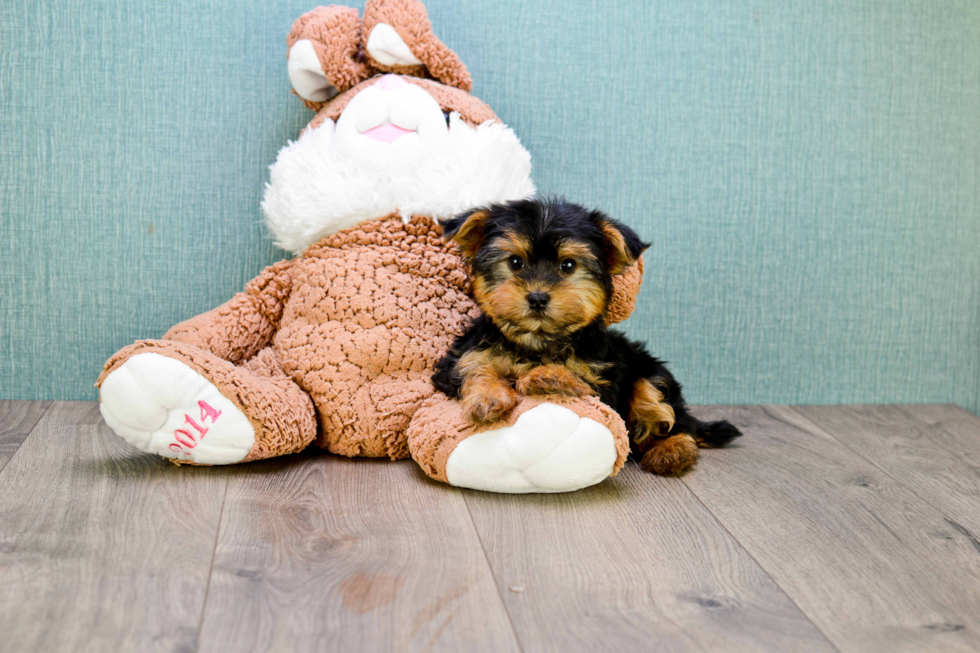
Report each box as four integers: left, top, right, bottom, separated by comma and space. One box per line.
375, 74, 409, 91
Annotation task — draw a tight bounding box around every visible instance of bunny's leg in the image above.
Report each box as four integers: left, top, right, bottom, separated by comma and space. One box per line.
407, 395, 630, 494
98, 342, 316, 465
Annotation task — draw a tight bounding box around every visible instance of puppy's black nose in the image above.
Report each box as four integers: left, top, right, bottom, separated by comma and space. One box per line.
526, 291, 550, 312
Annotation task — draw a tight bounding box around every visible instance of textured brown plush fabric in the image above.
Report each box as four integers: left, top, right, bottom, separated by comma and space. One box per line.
361, 0, 473, 92
306, 75, 498, 132
287, 5, 367, 111
407, 394, 631, 484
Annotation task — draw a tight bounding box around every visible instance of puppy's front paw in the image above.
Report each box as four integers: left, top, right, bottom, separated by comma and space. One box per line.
516, 365, 594, 398
462, 384, 520, 425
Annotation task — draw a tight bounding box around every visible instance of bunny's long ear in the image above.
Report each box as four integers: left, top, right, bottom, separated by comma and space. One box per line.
286, 6, 369, 108
362, 0, 473, 92
441, 209, 490, 259
597, 216, 649, 275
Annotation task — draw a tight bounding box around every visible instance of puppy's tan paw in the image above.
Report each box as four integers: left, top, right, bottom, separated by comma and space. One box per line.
640, 433, 699, 476
462, 384, 520, 425
516, 365, 594, 398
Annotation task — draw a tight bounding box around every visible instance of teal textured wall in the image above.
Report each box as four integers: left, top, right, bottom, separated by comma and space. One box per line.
2, 1, 979, 409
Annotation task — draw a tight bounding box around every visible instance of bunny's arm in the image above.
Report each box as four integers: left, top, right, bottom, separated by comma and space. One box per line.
162, 259, 295, 364
605, 256, 645, 325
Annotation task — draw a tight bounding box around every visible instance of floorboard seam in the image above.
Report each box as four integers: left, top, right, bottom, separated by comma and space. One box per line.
781, 405, 980, 530
0, 401, 53, 480
193, 474, 230, 653
672, 460, 844, 653
461, 493, 526, 653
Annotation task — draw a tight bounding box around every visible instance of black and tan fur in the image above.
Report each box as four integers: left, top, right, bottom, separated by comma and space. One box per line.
432, 198, 741, 475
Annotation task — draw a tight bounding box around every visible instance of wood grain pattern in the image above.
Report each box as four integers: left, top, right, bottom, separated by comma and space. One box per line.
5, 401, 980, 651
686, 405, 980, 653
789, 405, 980, 535
902, 404, 980, 426
196, 455, 520, 653
464, 464, 836, 653
0, 402, 227, 652
0, 400, 51, 471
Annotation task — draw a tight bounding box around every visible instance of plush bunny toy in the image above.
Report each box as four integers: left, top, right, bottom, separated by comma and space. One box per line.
97, 0, 645, 493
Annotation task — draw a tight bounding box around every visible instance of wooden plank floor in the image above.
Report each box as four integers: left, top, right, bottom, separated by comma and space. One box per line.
1, 402, 979, 652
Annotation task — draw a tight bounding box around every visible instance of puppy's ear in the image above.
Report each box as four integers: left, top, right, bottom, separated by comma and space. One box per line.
599, 218, 649, 274
442, 209, 489, 259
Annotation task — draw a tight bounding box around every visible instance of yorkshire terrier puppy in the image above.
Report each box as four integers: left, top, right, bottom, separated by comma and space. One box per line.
432, 198, 741, 475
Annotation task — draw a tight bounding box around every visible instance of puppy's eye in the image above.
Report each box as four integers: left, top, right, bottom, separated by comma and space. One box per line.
560, 259, 576, 274
507, 256, 524, 271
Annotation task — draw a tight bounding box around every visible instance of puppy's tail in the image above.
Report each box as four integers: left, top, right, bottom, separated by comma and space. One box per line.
693, 419, 742, 449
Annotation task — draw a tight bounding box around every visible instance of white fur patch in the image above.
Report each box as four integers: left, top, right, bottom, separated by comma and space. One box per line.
366, 23, 423, 66
100, 353, 255, 465
262, 81, 535, 253
445, 403, 618, 493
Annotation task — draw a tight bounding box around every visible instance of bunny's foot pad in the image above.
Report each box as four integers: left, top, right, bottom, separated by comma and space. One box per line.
99, 353, 255, 465
445, 403, 620, 493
